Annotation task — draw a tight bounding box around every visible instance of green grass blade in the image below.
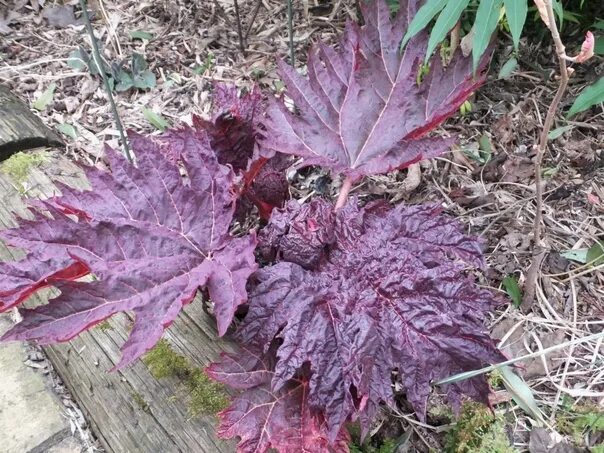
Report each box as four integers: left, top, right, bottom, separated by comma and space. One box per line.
425, 0, 470, 60
400, 0, 448, 49
472, 0, 503, 72
500, 366, 545, 425
435, 331, 604, 385
503, 0, 527, 50
32, 83, 56, 111
143, 108, 170, 131
567, 76, 604, 117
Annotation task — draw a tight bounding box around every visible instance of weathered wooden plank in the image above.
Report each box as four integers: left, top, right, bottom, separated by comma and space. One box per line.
0, 152, 235, 453
0, 85, 63, 161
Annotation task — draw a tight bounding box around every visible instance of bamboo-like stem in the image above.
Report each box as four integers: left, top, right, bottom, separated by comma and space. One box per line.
79, 0, 131, 162
335, 176, 354, 210
523, 0, 570, 308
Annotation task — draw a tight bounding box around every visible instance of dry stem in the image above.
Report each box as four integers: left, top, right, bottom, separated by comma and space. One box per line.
335, 176, 354, 210
522, 0, 570, 308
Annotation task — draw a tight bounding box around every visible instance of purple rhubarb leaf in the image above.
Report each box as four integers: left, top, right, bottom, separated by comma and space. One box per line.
207, 346, 351, 453
262, 0, 491, 179
160, 84, 290, 218
0, 131, 257, 368
238, 198, 505, 441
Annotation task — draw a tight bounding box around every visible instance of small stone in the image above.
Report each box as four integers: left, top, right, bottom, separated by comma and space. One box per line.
28, 351, 45, 361
64, 96, 80, 114
46, 436, 84, 453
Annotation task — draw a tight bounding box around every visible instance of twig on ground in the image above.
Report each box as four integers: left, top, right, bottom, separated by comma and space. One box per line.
233, 0, 247, 54
287, 0, 295, 65
245, 0, 263, 41
78, 0, 131, 162
522, 0, 570, 309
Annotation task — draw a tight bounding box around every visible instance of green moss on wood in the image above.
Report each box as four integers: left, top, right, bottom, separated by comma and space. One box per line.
1, 151, 48, 189
143, 339, 229, 416
132, 392, 150, 412
95, 320, 113, 332
143, 339, 189, 379
187, 369, 230, 417
445, 402, 517, 453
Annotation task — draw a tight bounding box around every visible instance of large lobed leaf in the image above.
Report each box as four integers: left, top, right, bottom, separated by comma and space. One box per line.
262, 0, 491, 179
0, 131, 257, 368
217, 198, 505, 449
207, 346, 351, 453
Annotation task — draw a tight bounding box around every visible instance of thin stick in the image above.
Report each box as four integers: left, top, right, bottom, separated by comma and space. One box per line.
245, 0, 263, 41
522, 0, 569, 308
79, 0, 132, 162
233, 0, 247, 55
287, 0, 295, 65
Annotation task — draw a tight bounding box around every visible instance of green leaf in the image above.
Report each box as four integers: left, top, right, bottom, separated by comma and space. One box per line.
131, 52, 148, 74
143, 108, 169, 131
499, 366, 545, 425
67, 49, 87, 70
426, 0, 471, 60
503, 0, 527, 50
133, 70, 156, 90
593, 20, 604, 30
32, 83, 56, 111
115, 70, 134, 92
400, 0, 448, 49
547, 125, 573, 139
386, 0, 401, 14
587, 241, 604, 266
595, 36, 604, 56
56, 123, 77, 140
478, 133, 493, 162
560, 248, 589, 264
498, 56, 518, 79
473, 0, 503, 71
502, 276, 521, 308
129, 30, 154, 41
567, 76, 604, 117
552, 0, 564, 30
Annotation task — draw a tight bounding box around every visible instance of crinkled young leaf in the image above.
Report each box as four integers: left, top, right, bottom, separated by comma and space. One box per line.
0, 132, 257, 368
160, 84, 290, 218
193, 84, 263, 171
238, 198, 504, 440
262, 0, 490, 179
257, 198, 336, 269
207, 346, 350, 453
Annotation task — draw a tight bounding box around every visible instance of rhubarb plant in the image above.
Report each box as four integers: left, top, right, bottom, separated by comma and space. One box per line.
0, 1, 505, 452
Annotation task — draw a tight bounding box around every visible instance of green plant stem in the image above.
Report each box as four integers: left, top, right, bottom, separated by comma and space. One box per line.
287, 0, 295, 65
79, 0, 132, 162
